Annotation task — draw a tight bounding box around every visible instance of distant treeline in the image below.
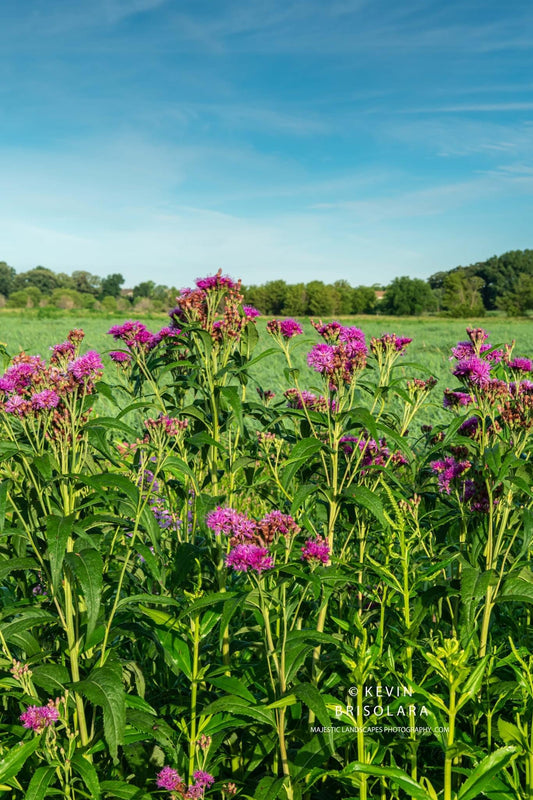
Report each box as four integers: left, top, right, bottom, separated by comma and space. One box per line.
1, 249, 532, 316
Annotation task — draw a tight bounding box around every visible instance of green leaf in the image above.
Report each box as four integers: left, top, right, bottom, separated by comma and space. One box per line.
342, 485, 388, 527
457, 746, 517, 800
46, 514, 73, 592
339, 762, 430, 800
0, 736, 42, 784
252, 775, 286, 800
83, 474, 140, 506
293, 683, 334, 753
100, 780, 151, 799
497, 718, 525, 747
65, 548, 103, 639
0, 556, 39, 581
202, 696, 276, 728
290, 484, 318, 515
74, 663, 125, 760
24, 765, 56, 800
220, 385, 243, 432
499, 568, 533, 605
0, 480, 8, 533
71, 753, 101, 799
209, 675, 256, 704
31, 664, 70, 695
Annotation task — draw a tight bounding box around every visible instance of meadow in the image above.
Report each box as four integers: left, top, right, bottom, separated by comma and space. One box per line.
1, 291, 533, 800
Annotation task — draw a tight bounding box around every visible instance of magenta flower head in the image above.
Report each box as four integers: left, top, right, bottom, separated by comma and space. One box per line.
266, 319, 303, 339
443, 389, 473, 409
110, 351, 132, 365
20, 701, 59, 733
31, 390, 60, 410
370, 333, 411, 356
243, 305, 261, 320
430, 456, 470, 494
466, 327, 489, 346
206, 507, 256, 542
226, 544, 274, 573
307, 343, 335, 373
509, 357, 533, 373
4, 395, 30, 416
156, 766, 183, 791
256, 510, 301, 544
193, 771, 215, 788
453, 356, 491, 387
195, 271, 237, 291
301, 537, 330, 565
67, 351, 103, 381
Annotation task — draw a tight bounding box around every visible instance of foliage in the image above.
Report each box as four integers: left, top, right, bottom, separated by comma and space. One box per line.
381, 276, 436, 315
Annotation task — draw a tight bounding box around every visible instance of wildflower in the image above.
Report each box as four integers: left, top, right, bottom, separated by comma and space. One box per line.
243, 305, 261, 319
196, 271, 236, 291
226, 544, 274, 573
301, 537, 330, 565
224, 784, 237, 796
430, 456, 470, 494
453, 356, 491, 387
443, 389, 473, 409
307, 343, 335, 373
50, 340, 76, 362
11, 660, 32, 680
156, 766, 183, 791
257, 387, 275, 403
193, 771, 215, 787
31, 390, 60, 410
509, 357, 533, 373
108, 321, 157, 351
284, 388, 329, 412
110, 351, 132, 364
20, 701, 59, 732
144, 414, 188, 438
458, 416, 479, 438
206, 507, 256, 542
370, 333, 412, 355
266, 318, 303, 338
466, 327, 489, 347
67, 351, 103, 381
4, 395, 30, 416
312, 320, 343, 340
256, 511, 300, 545
197, 734, 212, 751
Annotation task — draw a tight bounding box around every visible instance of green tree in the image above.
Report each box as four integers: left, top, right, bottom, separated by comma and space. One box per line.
306, 281, 338, 316
133, 280, 155, 299
101, 273, 125, 298
441, 269, 485, 317
352, 285, 377, 314
71, 270, 101, 295
13, 267, 59, 294
332, 280, 354, 315
381, 276, 436, 316
0, 262, 15, 297
499, 273, 533, 315
282, 283, 307, 315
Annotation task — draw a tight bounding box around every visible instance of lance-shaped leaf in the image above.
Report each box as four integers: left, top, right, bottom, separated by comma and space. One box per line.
46, 514, 73, 592
0, 737, 42, 784
24, 765, 56, 800
65, 548, 103, 639
456, 746, 517, 800
73, 662, 125, 760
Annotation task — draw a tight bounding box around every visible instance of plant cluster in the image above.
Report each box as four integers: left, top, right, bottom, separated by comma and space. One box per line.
1, 272, 533, 799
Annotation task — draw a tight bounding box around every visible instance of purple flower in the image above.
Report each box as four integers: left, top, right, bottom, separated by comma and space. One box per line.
108, 321, 157, 350
50, 341, 76, 361
226, 544, 274, 573
156, 766, 183, 791
31, 390, 60, 410
443, 390, 473, 409
301, 537, 330, 564
370, 333, 412, 356
4, 395, 29, 416
430, 457, 470, 494
0, 357, 46, 393
193, 771, 215, 788
307, 343, 335, 373
243, 305, 261, 319
206, 507, 256, 541
20, 702, 59, 732
110, 351, 132, 364
458, 416, 479, 438
509, 357, 533, 373
256, 511, 300, 544
67, 351, 103, 380
196, 272, 236, 291
453, 356, 491, 387
279, 319, 303, 338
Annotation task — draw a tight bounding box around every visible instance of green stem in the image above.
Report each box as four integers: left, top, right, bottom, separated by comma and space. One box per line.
188, 614, 200, 782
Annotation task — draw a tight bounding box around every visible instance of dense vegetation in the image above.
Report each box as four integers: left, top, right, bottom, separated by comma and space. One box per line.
1, 248, 533, 316
1, 272, 533, 799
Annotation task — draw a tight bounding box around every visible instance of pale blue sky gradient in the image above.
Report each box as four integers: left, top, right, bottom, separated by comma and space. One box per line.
1, 0, 532, 287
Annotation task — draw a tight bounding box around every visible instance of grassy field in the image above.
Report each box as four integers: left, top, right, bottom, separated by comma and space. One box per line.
1, 311, 531, 427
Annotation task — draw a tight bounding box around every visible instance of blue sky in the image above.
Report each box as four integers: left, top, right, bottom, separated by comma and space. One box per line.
1, 0, 532, 288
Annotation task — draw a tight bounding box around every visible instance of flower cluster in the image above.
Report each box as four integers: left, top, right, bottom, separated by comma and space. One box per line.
20, 700, 60, 733
266, 318, 303, 339
144, 414, 189, 438
370, 333, 412, 356
0, 335, 103, 431
340, 434, 407, 471
207, 507, 303, 573
284, 388, 331, 412
156, 767, 214, 798
168, 270, 255, 344
430, 456, 471, 494
307, 324, 367, 388
138, 468, 181, 533
301, 536, 330, 565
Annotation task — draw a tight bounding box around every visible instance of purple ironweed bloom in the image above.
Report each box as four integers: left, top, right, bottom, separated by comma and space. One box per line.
108, 320, 157, 350
185, 786, 205, 799
50, 340, 76, 361
67, 351, 103, 380
301, 537, 330, 565
279, 319, 303, 338
370, 333, 412, 356
193, 771, 215, 788
284, 389, 329, 412
256, 510, 300, 544
257, 387, 276, 402
144, 414, 188, 437
243, 305, 261, 319
156, 766, 183, 791
307, 343, 336, 373
226, 544, 274, 573
452, 340, 502, 362
509, 357, 533, 372
430, 456, 470, 494
0, 357, 46, 393
156, 326, 182, 340
466, 327, 489, 346
31, 390, 60, 410
453, 356, 491, 387
312, 320, 343, 340
20, 702, 59, 732
196, 272, 236, 291
206, 507, 256, 541
443, 390, 473, 409
137, 469, 161, 495
4, 395, 30, 416
458, 416, 479, 438
110, 351, 132, 364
